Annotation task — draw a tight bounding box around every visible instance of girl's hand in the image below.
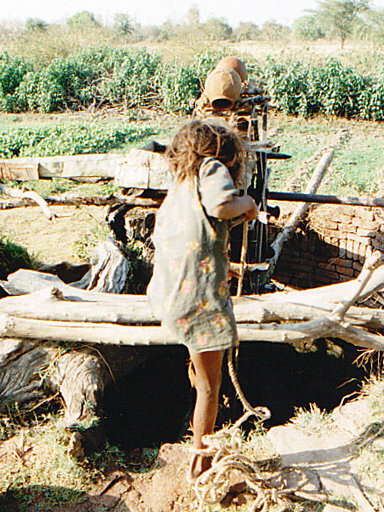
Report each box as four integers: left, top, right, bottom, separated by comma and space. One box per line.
211, 194, 258, 220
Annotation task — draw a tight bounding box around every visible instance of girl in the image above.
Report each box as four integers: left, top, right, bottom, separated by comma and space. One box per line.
147, 119, 259, 482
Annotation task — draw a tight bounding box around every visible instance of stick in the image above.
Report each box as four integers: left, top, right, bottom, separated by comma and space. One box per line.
0, 184, 57, 220
236, 221, 248, 296
267, 149, 334, 272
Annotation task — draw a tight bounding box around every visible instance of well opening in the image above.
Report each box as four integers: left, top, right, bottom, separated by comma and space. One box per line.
103, 341, 369, 452
102, 203, 382, 452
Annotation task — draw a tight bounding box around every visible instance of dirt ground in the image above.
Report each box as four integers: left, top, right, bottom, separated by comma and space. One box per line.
0, 181, 383, 511
0, 204, 108, 265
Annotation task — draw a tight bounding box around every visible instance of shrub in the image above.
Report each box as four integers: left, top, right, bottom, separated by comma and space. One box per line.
0, 53, 32, 112
160, 64, 200, 112
263, 57, 377, 119
100, 48, 161, 107
0, 237, 34, 280
0, 124, 159, 158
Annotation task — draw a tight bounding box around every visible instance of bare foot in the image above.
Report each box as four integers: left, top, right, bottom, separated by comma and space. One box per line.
187, 453, 213, 483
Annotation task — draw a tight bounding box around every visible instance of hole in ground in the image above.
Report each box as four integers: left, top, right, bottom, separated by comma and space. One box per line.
103, 340, 368, 452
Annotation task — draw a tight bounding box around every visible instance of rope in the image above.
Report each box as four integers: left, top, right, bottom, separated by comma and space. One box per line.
192, 411, 310, 512
227, 347, 271, 421
191, 349, 310, 511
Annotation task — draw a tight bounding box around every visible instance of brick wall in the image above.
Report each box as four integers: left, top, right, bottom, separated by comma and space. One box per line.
270, 205, 384, 289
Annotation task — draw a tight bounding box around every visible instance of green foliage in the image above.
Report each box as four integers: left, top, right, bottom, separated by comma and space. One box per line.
202, 17, 233, 40
66, 11, 100, 31
0, 237, 34, 279
100, 48, 161, 107
264, 57, 384, 119
261, 20, 291, 41
160, 50, 234, 113
0, 53, 32, 112
113, 13, 134, 37
6, 47, 162, 113
0, 123, 159, 158
293, 15, 326, 40
160, 64, 200, 112
25, 18, 48, 33
314, 0, 371, 47
1, 47, 384, 119
234, 22, 262, 41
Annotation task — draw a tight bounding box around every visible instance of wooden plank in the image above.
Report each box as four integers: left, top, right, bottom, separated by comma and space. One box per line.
115, 149, 172, 190
0, 162, 39, 180
0, 154, 126, 179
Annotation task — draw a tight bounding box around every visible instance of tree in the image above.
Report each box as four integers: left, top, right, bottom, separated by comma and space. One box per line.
25, 18, 48, 32
113, 13, 134, 38
202, 18, 233, 40
261, 20, 291, 41
314, 0, 371, 48
293, 15, 326, 40
186, 4, 200, 28
234, 22, 261, 41
66, 11, 100, 31
357, 7, 384, 45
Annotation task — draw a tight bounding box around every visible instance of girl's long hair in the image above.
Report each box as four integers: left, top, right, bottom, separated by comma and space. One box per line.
166, 119, 245, 186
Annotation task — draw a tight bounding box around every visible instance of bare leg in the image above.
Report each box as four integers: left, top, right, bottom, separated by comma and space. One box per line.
187, 348, 224, 481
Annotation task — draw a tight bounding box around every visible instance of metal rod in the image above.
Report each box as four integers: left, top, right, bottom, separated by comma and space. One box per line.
268, 191, 384, 208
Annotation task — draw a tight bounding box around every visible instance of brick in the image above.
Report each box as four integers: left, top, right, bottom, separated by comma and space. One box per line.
359, 249, 366, 264
335, 213, 356, 225
318, 262, 336, 271
334, 206, 356, 217
353, 261, 363, 272
356, 227, 376, 237
341, 224, 358, 233
346, 240, 354, 259
315, 269, 340, 280
339, 239, 346, 257
326, 220, 339, 230
372, 238, 384, 251
335, 265, 355, 277
346, 233, 368, 244
330, 257, 353, 268
352, 217, 362, 227
357, 209, 375, 223
352, 241, 360, 261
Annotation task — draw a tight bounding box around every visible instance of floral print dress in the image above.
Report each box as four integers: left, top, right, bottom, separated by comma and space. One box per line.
147, 157, 238, 352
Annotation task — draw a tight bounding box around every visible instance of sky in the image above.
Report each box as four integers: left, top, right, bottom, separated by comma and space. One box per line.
1, 0, 384, 28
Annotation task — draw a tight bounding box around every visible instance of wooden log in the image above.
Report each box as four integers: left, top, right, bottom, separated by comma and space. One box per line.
0, 269, 149, 302
0, 336, 149, 425
0, 184, 57, 220
1, 286, 384, 330
0, 195, 162, 212
0, 287, 155, 324
0, 313, 383, 351
267, 149, 334, 271
73, 238, 129, 293
115, 148, 172, 190
4, 263, 384, 311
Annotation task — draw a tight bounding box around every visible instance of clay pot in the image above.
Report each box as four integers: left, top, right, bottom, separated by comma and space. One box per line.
204, 69, 242, 111
216, 56, 247, 82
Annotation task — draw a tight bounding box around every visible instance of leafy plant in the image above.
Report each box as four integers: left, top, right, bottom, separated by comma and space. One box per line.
160, 63, 200, 112
0, 236, 35, 279
0, 123, 159, 158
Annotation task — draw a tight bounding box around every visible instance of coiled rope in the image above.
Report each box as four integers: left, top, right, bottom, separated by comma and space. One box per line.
191, 347, 310, 511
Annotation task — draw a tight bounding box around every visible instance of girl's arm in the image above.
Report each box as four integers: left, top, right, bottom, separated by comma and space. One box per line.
210, 194, 258, 221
